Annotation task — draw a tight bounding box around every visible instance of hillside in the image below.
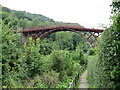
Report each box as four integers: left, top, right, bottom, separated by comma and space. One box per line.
1, 5, 83, 29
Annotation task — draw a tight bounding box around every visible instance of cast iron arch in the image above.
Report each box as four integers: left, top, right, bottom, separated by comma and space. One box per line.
21, 26, 104, 48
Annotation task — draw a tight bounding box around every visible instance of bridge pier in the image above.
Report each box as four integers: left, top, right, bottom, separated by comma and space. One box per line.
22, 34, 30, 44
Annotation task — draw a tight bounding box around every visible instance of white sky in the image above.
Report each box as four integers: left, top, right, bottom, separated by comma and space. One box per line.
0, 0, 112, 29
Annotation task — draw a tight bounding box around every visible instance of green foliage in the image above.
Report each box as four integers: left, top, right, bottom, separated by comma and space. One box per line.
2, 24, 86, 88
40, 31, 90, 55
55, 32, 74, 50
1, 5, 88, 88
1, 12, 19, 29
39, 42, 52, 55
72, 45, 85, 64
25, 75, 46, 88
111, 1, 120, 13
56, 77, 72, 88
1, 5, 83, 30
87, 48, 95, 55
87, 1, 120, 88
50, 50, 83, 81
22, 38, 43, 76
41, 70, 59, 88
2, 23, 42, 87
87, 55, 97, 87
50, 50, 66, 72
95, 18, 120, 88
2, 23, 23, 86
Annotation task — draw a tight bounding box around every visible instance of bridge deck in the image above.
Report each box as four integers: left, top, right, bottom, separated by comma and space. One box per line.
20, 26, 104, 33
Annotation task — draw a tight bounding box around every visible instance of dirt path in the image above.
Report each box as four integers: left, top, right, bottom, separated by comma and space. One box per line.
79, 70, 89, 88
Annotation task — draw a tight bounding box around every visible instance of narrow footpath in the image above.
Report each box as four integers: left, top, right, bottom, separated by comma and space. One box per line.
79, 70, 89, 88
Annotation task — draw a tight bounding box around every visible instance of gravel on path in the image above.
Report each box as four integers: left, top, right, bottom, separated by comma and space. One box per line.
79, 70, 89, 88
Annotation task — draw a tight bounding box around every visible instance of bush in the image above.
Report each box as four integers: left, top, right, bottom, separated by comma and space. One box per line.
87, 13, 120, 88
22, 37, 42, 76
50, 50, 66, 72
2, 24, 24, 86
2, 24, 44, 87
87, 48, 95, 55
87, 55, 97, 87
41, 70, 59, 88
26, 75, 47, 88
50, 50, 81, 80
72, 45, 85, 64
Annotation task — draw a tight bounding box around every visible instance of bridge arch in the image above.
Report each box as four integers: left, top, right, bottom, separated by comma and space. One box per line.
40, 29, 92, 47
21, 26, 104, 48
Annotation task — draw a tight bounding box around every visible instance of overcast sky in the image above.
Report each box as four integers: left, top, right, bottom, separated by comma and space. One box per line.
0, 0, 112, 29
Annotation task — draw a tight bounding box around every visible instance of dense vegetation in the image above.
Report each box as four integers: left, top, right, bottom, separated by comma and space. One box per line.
1, 1, 120, 88
87, 1, 120, 88
1, 5, 88, 88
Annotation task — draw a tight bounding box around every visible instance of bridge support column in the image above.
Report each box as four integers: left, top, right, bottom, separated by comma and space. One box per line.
22, 34, 29, 45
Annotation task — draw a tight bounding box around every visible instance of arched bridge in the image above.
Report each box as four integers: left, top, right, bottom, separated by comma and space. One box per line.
20, 26, 104, 48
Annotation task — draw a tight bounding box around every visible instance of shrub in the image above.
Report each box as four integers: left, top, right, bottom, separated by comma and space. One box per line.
72, 45, 85, 64
22, 37, 42, 76
87, 13, 120, 88
50, 50, 66, 72
87, 55, 97, 87
41, 70, 59, 88
2, 24, 23, 86
25, 75, 46, 88
87, 48, 95, 55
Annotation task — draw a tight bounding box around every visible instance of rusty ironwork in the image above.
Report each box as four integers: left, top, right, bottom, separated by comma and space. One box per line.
18, 26, 104, 48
